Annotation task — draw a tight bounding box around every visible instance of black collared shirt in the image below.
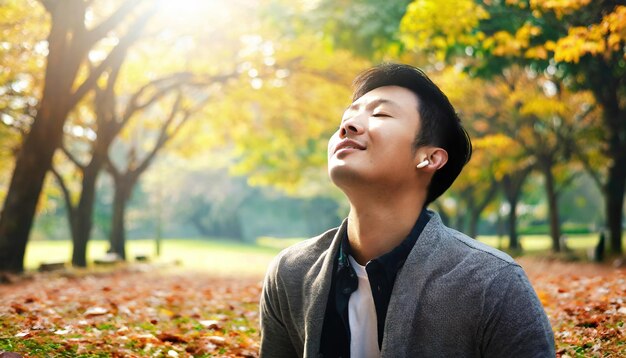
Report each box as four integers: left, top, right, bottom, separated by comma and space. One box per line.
320, 210, 432, 357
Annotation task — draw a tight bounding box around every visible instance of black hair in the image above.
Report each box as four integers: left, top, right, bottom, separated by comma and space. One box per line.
352, 63, 472, 205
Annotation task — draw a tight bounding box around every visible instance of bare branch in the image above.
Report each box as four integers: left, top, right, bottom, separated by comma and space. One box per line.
167, 108, 194, 142
69, 5, 155, 109
121, 72, 234, 126
94, 55, 124, 129
104, 155, 121, 180
555, 172, 581, 197
476, 179, 498, 214
50, 164, 76, 222
61, 144, 87, 170
130, 92, 184, 176
86, 0, 143, 43
574, 148, 604, 191
120, 73, 194, 122
116, 72, 233, 179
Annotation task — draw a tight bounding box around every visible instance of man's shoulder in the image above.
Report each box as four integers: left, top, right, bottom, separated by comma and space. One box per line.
445, 226, 515, 265
268, 226, 339, 278
424, 213, 514, 266
420, 214, 518, 279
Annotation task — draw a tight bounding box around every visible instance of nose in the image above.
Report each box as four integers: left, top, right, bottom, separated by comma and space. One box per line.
339, 117, 364, 138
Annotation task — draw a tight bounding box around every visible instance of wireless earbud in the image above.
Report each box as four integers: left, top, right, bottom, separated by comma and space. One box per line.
416, 160, 429, 169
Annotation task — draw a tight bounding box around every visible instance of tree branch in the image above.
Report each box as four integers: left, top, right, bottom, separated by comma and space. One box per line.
120, 75, 191, 127
95, 54, 123, 130
121, 72, 234, 126
61, 144, 86, 170
555, 172, 581, 197
86, 0, 143, 43
69, 5, 155, 109
575, 149, 604, 191
119, 72, 233, 179
131, 91, 185, 176
104, 155, 121, 181
49, 164, 76, 222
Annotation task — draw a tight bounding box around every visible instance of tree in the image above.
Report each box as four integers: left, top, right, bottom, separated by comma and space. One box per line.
104, 81, 217, 259
433, 67, 538, 248
492, 67, 596, 252
501, 165, 533, 251
0, 0, 47, 130
51, 65, 201, 266
202, 33, 370, 197
297, 0, 413, 59
0, 0, 49, 203
400, 0, 626, 254
0, 0, 155, 272
431, 69, 502, 237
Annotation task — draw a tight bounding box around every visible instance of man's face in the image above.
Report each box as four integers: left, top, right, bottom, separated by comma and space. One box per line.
327, 85, 422, 189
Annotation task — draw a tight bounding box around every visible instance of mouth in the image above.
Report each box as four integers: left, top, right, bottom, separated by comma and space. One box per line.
334, 139, 366, 154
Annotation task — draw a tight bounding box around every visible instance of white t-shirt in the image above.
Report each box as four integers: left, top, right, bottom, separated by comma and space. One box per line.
348, 255, 380, 358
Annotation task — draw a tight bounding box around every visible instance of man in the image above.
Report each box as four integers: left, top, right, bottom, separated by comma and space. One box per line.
260, 63, 555, 357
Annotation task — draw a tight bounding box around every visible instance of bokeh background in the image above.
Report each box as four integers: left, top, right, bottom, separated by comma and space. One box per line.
0, 0, 624, 273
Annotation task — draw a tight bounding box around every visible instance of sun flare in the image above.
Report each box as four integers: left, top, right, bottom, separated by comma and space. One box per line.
156, 0, 225, 20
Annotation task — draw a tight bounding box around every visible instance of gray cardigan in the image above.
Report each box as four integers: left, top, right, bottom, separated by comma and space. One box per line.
260, 212, 555, 357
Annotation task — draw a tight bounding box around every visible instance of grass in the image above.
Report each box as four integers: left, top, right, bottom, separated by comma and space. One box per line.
477, 233, 602, 252
24, 231, 623, 276
24, 238, 286, 277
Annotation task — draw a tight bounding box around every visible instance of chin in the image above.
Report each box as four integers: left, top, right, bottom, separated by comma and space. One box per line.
328, 164, 367, 188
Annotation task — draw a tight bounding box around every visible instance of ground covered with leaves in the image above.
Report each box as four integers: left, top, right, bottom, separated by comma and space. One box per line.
1, 258, 625, 357
519, 257, 626, 357
0, 266, 262, 357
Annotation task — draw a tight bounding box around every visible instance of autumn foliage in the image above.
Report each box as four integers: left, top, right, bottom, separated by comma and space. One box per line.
520, 258, 626, 356
1, 260, 626, 357
0, 268, 261, 357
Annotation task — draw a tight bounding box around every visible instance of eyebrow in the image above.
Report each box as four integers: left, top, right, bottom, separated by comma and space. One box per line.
347, 98, 400, 111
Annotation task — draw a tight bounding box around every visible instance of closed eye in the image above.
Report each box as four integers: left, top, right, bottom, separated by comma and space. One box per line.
372, 112, 391, 117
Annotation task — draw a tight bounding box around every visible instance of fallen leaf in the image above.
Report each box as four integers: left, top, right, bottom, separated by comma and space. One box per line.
83, 307, 108, 316
159, 308, 174, 317
10, 303, 27, 314
157, 332, 188, 343
199, 320, 220, 329
207, 336, 226, 345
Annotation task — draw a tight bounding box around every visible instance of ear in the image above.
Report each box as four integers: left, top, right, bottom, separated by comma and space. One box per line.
415, 147, 448, 170
428, 148, 448, 170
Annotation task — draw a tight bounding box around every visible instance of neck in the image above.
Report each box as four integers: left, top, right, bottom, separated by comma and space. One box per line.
344, 184, 426, 265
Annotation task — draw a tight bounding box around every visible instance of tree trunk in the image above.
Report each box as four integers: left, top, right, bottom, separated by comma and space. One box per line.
501, 168, 531, 252
109, 176, 134, 260
0, 3, 78, 271
539, 158, 562, 253
590, 63, 625, 255
467, 183, 498, 239
507, 196, 521, 251
0, 99, 69, 272
0, 1, 146, 272
71, 160, 104, 267
606, 156, 626, 254
468, 213, 479, 240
